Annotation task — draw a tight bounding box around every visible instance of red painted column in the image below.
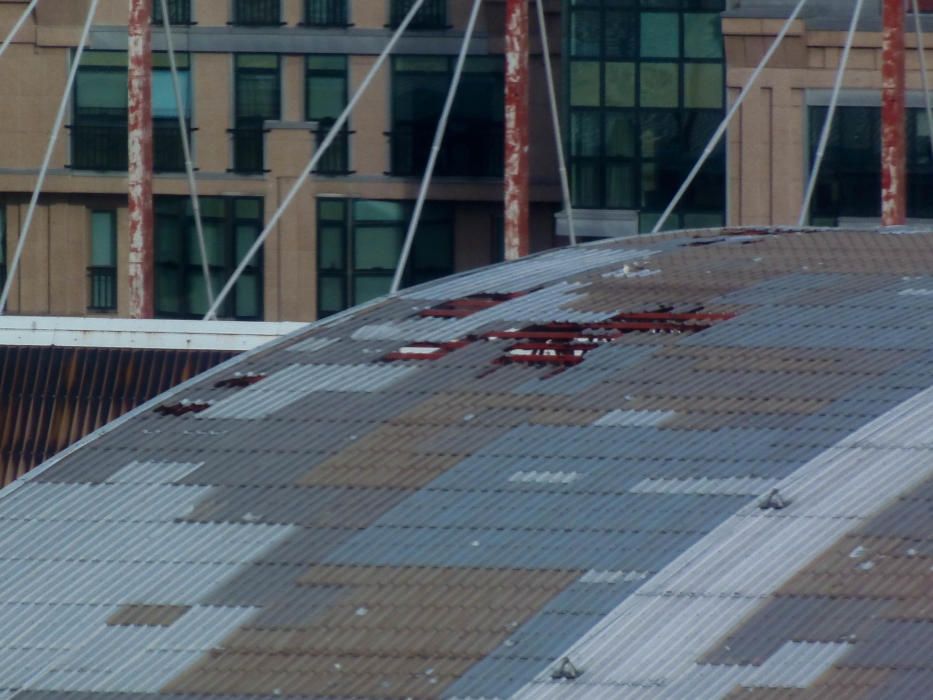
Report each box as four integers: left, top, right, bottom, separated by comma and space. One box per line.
504, 0, 530, 260
881, 0, 906, 226
128, 0, 154, 317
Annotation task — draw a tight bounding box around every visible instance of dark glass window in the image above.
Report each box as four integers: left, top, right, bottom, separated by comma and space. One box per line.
390, 0, 446, 29
305, 0, 348, 26
808, 106, 933, 224
72, 51, 190, 173
317, 198, 454, 317
391, 56, 503, 177
88, 211, 117, 312
233, 54, 280, 173
0, 206, 6, 293
155, 196, 263, 319
306, 55, 349, 174
566, 0, 726, 231
233, 0, 281, 25
152, 0, 191, 25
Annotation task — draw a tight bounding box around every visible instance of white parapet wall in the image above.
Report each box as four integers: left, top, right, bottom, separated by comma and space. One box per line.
0, 317, 305, 351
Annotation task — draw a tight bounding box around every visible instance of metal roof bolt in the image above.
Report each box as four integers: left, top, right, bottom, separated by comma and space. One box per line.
759, 488, 788, 510
551, 656, 583, 681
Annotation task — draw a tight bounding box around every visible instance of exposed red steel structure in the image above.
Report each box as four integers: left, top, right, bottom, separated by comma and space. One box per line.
128, 0, 154, 318
504, 0, 530, 260
881, 0, 907, 225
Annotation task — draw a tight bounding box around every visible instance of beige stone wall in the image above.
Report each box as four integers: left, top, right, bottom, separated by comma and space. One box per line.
0, 0, 564, 321
724, 18, 933, 227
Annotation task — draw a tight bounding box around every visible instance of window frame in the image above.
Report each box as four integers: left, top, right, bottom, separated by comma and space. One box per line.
232, 53, 281, 173
154, 196, 264, 320
564, 0, 726, 230
87, 210, 118, 312
306, 55, 350, 174
232, 0, 283, 26
389, 0, 447, 29
316, 197, 454, 317
152, 0, 192, 26
304, 0, 349, 27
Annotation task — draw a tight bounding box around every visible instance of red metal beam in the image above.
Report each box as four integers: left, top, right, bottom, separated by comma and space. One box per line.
504, 0, 530, 260
128, 0, 154, 317
881, 0, 906, 225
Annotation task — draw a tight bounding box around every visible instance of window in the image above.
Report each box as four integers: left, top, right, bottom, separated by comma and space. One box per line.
155, 196, 263, 319
317, 198, 454, 316
566, 0, 726, 231
307, 55, 349, 174
391, 56, 503, 177
152, 0, 191, 25
808, 106, 933, 224
72, 51, 190, 172
233, 54, 280, 173
0, 207, 5, 293
305, 0, 348, 26
88, 211, 117, 311
390, 0, 446, 29
233, 0, 281, 25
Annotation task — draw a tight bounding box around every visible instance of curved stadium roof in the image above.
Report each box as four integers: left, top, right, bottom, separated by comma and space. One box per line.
2, 227, 933, 699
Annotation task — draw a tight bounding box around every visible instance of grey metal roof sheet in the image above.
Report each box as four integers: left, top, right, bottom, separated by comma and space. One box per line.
3, 228, 933, 698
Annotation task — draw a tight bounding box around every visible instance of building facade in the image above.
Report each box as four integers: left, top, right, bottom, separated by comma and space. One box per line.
0, 0, 929, 322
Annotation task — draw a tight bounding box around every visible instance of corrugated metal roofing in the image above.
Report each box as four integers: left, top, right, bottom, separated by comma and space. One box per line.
2, 228, 933, 698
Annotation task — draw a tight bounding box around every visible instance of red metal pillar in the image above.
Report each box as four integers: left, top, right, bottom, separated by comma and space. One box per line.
881, 0, 906, 226
128, 0, 154, 317
504, 0, 530, 260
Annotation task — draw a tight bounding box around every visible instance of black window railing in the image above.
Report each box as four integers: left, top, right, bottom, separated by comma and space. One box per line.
230, 125, 266, 173
390, 0, 446, 28
389, 121, 503, 177
88, 266, 117, 311
234, 0, 281, 25
0, 265, 5, 294
71, 123, 128, 171
153, 0, 191, 25
306, 0, 347, 26
154, 121, 188, 172
314, 120, 349, 174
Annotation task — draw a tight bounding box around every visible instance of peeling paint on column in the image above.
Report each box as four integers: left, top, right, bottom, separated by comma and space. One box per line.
128, 0, 154, 318
504, 0, 529, 261
881, 0, 906, 226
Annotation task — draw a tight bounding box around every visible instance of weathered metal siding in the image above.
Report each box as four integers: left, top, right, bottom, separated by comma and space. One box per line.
0, 346, 234, 486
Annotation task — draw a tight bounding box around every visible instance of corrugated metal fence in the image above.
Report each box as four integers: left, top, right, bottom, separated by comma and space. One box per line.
0, 346, 235, 486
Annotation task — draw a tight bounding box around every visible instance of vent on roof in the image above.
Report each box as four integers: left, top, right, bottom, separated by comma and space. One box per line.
214, 371, 266, 388
154, 399, 214, 416
551, 657, 583, 681
417, 291, 528, 318
382, 340, 471, 361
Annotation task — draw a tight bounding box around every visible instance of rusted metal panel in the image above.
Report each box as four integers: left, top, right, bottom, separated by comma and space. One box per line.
128, 0, 154, 318
0, 346, 234, 486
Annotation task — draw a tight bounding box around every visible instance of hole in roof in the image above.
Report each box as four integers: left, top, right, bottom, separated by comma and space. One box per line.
381, 340, 471, 362
154, 399, 213, 416
416, 291, 530, 319
214, 372, 267, 388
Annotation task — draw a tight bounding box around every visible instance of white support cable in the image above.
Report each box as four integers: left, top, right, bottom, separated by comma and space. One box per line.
535, 0, 576, 246
0, 0, 100, 315
651, 0, 810, 234
159, 0, 214, 309
0, 0, 39, 61
798, 0, 866, 226
203, 0, 428, 320
912, 0, 933, 166
390, 0, 483, 295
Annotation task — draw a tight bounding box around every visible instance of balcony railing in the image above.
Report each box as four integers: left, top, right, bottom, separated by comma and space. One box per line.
153, 0, 191, 25
314, 120, 349, 174
154, 121, 188, 173
88, 266, 117, 312
390, 0, 446, 29
390, 121, 503, 177
230, 126, 266, 173
234, 0, 281, 25
71, 123, 128, 171
306, 0, 348, 26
